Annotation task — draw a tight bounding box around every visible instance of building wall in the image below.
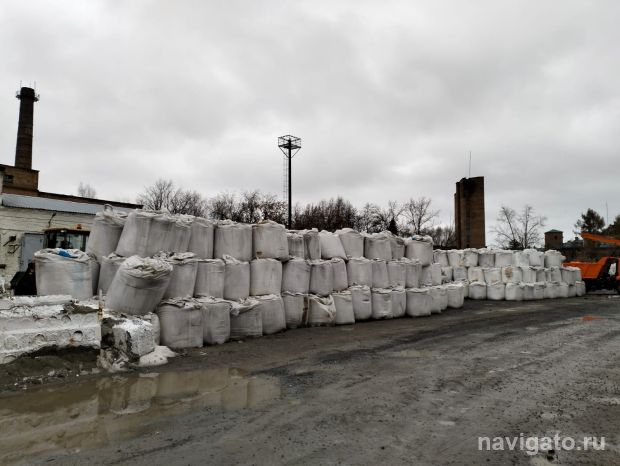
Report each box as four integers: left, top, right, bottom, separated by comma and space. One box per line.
0, 206, 95, 281
0, 165, 39, 195
544, 232, 563, 250
454, 176, 486, 248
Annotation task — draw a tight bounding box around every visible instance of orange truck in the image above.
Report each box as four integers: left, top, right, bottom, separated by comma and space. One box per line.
563, 232, 619, 293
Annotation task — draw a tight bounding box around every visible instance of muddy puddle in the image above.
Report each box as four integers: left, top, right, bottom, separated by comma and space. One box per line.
0, 367, 280, 465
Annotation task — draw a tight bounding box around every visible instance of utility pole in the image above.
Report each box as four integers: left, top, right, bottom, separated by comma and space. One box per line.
278, 135, 301, 229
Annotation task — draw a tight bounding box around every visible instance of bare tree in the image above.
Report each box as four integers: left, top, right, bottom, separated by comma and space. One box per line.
208, 190, 287, 224
137, 179, 208, 217
403, 197, 439, 235
492, 204, 546, 249
428, 225, 456, 248
77, 182, 97, 198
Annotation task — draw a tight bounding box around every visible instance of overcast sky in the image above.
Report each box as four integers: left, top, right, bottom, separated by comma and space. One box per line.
1, 0, 618, 243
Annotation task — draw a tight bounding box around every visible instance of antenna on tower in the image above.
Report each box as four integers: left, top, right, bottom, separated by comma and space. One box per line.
278, 134, 302, 229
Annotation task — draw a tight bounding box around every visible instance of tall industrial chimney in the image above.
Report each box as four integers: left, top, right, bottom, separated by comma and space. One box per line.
15, 87, 39, 170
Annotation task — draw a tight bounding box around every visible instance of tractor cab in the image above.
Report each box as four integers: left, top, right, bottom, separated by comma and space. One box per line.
44, 227, 89, 251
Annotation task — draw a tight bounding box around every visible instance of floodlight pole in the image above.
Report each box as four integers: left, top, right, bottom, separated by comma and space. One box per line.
278, 135, 301, 229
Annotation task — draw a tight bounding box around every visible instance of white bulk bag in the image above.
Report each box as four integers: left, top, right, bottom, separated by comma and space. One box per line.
347, 257, 373, 287
575, 281, 586, 296
405, 236, 433, 266
405, 288, 432, 317
168, 215, 193, 254
194, 259, 225, 298
441, 266, 453, 284
319, 231, 347, 260
533, 282, 545, 300
525, 249, 544, 267
487, 282, 505, 300
557, 282, 569, 298
495, 250, 514, 267
461, 280, 470, 298
197, 297, 231, 345
364, 233, 392, 261
147, 213, 191, 256
501, 266, 523, 284
281, 258, 311, 294
433, 250, 449, 267
390, 288, 406, 318
420, 264, 432, 287
505, 283, 524, 301
107, 256, 173, 315
430, 263, 442, 286
513, 251, 530, 268
188, 217, 215, 259
86, 205, 127, 260
371, 288, 393, 319
250, 259, 283, 296
468, 281, 487, 300
573, 267, 582, 282
387, 260, 407, 288
404, 259, 421, 288
281, 292, 307, 328
214, 220, 252, 262
255, 294, 286, 335
161, 252, 198, 299
546, 267, 561, 283
534, 267, 546, 283
89, 258, 100, 296
307, 295, 336, 326
453, 266, 467, 282
229, 298, 262, 340
483, 267, 501, 284
98, 253, 126, 295
115, 210, 158, 257
468, 267, 485, 283
390, 235, 406, 260
543, 282, 559, 299
252, 220, 288, 261
463, 249, 479, 267
447, 250, 463, 267
309, 260, 333, 296
567, 284, 577, 297
223, 256, 250, 300
522, 283, 535, 301
331, 258, 348, 292
350, 285, 372, 320
34, 248, 94, 299
544, 250, 565, 268
520, 266, 536, 284
287, 232, 305, 259
437, 286, 448, 311
478, 249, 495, 267
302, 229, 321, 260
157, 298, 203, 348
371, 260, 390, 289
427, 287, 442, 314
561, 267, 577, 285
333, 291, 355, 325
335, 228, 364, 258
446, 283, 465, 308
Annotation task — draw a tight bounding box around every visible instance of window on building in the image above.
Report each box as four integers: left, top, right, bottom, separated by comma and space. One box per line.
3, 174, 14, 184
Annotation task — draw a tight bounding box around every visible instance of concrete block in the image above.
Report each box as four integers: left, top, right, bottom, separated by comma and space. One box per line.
111, 319, 155, 360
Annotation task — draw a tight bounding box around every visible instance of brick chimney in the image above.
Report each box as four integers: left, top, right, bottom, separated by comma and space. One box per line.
15, 87, 39, 170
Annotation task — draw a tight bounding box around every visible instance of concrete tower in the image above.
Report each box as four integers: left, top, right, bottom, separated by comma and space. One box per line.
454, 176, 486, 248
15, 87, 39, 170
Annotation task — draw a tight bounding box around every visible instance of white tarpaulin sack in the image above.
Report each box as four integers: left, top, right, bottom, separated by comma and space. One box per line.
468, 267, 485, 283
335, 228, 364, 258
561, 267, 577, 285
520, 266, 536, 284
437, 286, 448, 311
309, 260, 333, 296
390, 235, 406, 260
547, 267, 562, 283
463, 249, 479, 267
331, 258, 348, 292
446, 283, 465, 309
302, 229, 321, 260
255, 294, 286, 335
214, 220, 252, 262
572, 267, 582, 282
223, 256, 250, 300
544, 250, 565, 268
525, 249, 544, 267
433, 250, 449, 267
447, 250, 463, 267
350, 285, 372, 320
441, 266, 453, 283
287, 232, 305, 259
543, 282, 558, 299
197, 297, 231, 345
194, 259, 225, 298
250, 259, 282, 296
86, 205, 127, 261
461, 280, 470, 298
229, 298, 262, 340
430, 263, 442, 286
168, 215, 193, 254
405, 236, 433, 266
533, 282, 545, 300
347, 257, 373, 287
501, 266, 522, 284
534, 267, 546, 282
147, 213, 191, 256
115, 210, 157, 257
483, 267, 501, 284
420, 264, 433, 287
404, 259, 421, 288
505, 283, 524, 301
372, 260, 390, 289
252, 220, 288, 261
469, 281, 487, 300
157, 298, 203, 348
371, 288, 393, 319
513, 251, 530, 268
575, 281, 586, 296
307, 295, 336, 326
390, 288, 406, 318
487, 282, 505, 300
319, 231, 347, 260
34, 249, 94, 299
387, 260, 407, 288
522, 283, 535, 301
405, 288, 432, 317
333, 291, 355, 325
557, 282, 569, 298
107, 256, 173, 315
495, 250, 514, 267
281, 258, 311, 293
98, 253, 126, 295
568, 284, 577, 297
478, 249, 495, 267
364, 233, 392, 261
188, 217, 215, 259
427, 287, 442, 314
281, 292, 307, 328
453, 266, 467, 282
159, 252, 198, 299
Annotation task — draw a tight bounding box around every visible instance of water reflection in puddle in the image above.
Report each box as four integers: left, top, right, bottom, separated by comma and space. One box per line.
0, 368, 280, 465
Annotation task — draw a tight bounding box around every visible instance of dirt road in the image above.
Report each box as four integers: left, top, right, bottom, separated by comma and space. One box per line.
1, 296, 619, 465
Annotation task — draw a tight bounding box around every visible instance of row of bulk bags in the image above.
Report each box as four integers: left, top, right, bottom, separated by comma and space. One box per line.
34, 249, 96, 300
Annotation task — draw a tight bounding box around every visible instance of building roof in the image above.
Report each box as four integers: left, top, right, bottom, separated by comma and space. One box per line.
1, 193, 133, 215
